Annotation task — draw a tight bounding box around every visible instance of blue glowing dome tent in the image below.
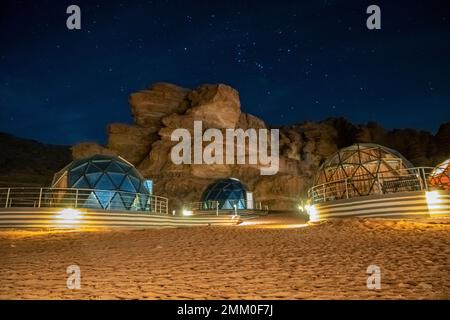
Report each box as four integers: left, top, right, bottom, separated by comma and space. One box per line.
52, 155, 152, 211
200, 178, 248, 210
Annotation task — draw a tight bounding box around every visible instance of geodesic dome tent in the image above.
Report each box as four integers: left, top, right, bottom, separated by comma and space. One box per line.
429, 159, 450, 190
51, 155, 152, 211
312, 143, 417, 201
200, 178, 248, 210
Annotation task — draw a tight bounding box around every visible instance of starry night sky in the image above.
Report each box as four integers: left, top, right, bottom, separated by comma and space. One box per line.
1, 0, 449, 145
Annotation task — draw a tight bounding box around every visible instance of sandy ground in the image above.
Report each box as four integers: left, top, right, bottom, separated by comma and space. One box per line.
0, 214, 449, 300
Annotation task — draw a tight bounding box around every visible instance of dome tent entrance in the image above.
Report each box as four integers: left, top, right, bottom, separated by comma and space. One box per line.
52, 155, 152, 211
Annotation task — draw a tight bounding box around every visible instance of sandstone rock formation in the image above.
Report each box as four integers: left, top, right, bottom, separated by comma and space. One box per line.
129, 82, 190, 128
68, 82, 450, 211
72, 142, 116, 160
71, 82, 318, 210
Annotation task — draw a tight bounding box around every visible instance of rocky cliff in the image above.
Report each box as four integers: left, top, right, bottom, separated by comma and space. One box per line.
70, 82, 450, 210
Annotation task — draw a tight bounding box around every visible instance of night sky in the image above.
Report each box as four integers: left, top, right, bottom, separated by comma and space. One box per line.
1, 0, 449, 145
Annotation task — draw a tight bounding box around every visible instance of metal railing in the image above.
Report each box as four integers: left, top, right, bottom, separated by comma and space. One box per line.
308, 167, 436, 204
186, 200, 267, 215
0, 187, 169, 214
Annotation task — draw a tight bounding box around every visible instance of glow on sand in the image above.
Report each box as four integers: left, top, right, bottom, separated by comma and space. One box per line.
239, 221, 309, 228
239, 215, 309, 228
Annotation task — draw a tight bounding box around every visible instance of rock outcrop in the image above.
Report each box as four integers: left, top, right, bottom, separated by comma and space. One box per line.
72, 142, 116, 160
66, 82, 450, 211
129, 82, 190, 128
71, 82, 315, 210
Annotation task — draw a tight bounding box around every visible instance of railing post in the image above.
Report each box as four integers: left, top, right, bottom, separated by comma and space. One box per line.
75, 189, 79, 208
5, 188, 10, 208
38, 188, 43, 208
216, 201, 219, 216
154, 197, 157, 213
345, 178, 349, 199
377, 174, 383, 194
107, 192, 113, 210
421, 168, 428, 191
159, 198, 162, 214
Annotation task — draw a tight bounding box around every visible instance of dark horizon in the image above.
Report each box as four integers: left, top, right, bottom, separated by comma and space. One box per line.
1, 0, 449, 145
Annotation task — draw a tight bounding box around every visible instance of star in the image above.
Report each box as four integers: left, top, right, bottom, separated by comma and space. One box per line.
254, 62, 264, 70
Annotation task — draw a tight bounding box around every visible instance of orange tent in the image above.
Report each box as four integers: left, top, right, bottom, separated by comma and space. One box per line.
429, 159, 450, 190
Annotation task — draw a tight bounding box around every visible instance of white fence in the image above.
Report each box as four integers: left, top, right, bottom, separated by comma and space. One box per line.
186, 200, 268, 215
308, 167, 436, 204
0, 187, 169, 214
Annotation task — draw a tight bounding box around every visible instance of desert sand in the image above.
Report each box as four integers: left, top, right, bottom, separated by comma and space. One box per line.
0, 214, 449, 299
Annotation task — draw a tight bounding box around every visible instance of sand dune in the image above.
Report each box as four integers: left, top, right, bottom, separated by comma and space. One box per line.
0, 214, 449, 299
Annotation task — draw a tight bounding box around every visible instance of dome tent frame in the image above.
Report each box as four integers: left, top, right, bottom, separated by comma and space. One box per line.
312, 143, 418, 202
51, 155, 151, 211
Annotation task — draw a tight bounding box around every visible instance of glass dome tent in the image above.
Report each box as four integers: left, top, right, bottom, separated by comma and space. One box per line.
312, 143, 417, 202
51, 155, 151, 211
429, 159, 450, 190
200, 178, 248, 210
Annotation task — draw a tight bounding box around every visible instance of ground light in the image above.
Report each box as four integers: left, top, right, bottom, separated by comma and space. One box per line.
182, 209, 193, 216
56, 208, 83, 227
305, 204, 320, 222
426, 191, 443, 214
298, 199, 319, 222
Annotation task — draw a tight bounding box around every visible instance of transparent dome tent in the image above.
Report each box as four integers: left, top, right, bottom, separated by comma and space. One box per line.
311, 143, 420, 202
51, 155, 152, 211
200, 178, 248, 210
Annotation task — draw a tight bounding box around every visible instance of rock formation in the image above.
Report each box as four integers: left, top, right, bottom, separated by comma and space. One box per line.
69, 82, 450, 211
71, 83, 310, 210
